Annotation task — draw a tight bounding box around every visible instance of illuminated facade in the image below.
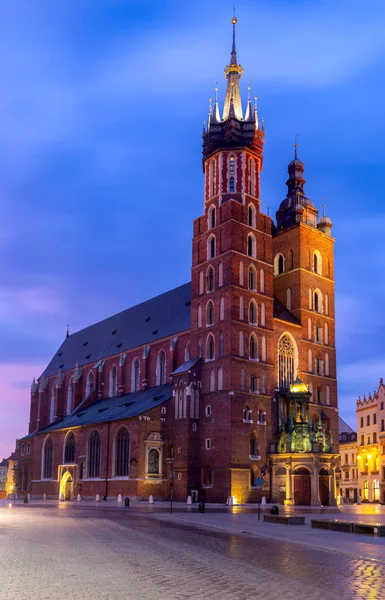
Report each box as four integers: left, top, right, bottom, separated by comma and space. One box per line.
13, 18, 339, 505
356, 380, 385, 503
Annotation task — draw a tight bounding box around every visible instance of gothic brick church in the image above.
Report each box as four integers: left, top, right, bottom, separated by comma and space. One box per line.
13, 18, 339, 505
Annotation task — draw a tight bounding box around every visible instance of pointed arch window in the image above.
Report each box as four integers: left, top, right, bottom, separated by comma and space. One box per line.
208, 205, 216, 229
239, 296, 244, 320
325, 353, 330, 376
308, 318, 312, 341
206, 301, 214, 326
248, 203, 256, 228
199, 271, 204, 294
247, 234, 256, 258
314, 290, 322, 313
207, 235, 216, 260
207, 266, 214, 292
115, 428, 130, 477
286, 288, 292, 311
132, 358, 140, 392
220, 296, 225, 321
64, 432, 75, 464
209, 369, 215, 392
249, 334, 258, 360
308, 349, 313, 372
260, 269, 265, 293
261, 336, 267, 362
218, 262, 223, 287
261, 303, 266, 327
42, 436, 53, 479
67, 377, 73, 415
219, 332, 225, 357
278, 335, 296, 388
197, 303, 202, 327
249, 300, 257, 325
156, 351, 167, 385
248, 266, 257, 291
229, 176, 235, 192
239, 261, 245, 286
86, 370, 94, 397
313, 251, 322, 275
88, 431, 101, 478
109, 365, 117, 398
325, 322, 329, 345
229, 155, 235, 174
274, 253, 285, 275
207, 334, 215, 361
218, 367, 223, 391
250, 434, 259, 457
239, 331, 245, 357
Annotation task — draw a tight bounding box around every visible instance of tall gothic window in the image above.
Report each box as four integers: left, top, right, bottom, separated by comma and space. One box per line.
67, 377, 73, 415
86, 370, 94, 397
229, 155, 235, 173
278, 335, 295, 388
43, 436, 53, 479
109, 365, 117, 397
131, 358, 140, 392
157, 351, 166, 385
229, 176, 235, 192
206, 301, 214, 326
88, 431, 101, 478
208, 205, 216, 229
64, 432, 75, 464
248, 266, 256, 291
115, 428, 130, 477
249, 334, 258, 360
207, 334, 215, 360
207, 266, 214, 292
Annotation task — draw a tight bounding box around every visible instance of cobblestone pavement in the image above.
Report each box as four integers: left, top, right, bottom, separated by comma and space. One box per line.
0, 506, 384, 600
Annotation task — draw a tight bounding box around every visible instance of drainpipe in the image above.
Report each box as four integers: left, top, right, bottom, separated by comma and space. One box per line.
104, 422, 111, 500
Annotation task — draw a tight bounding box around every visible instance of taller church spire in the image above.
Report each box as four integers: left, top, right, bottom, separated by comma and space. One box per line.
222, 17, 244, 121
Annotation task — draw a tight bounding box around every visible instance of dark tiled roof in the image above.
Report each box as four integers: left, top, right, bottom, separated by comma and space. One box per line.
41, 283, 191, 379
273, 298, 301, 327
173, 358, 201, 374
339, 416, 355, 435
0, 458, 7, 467
36, 384, 173, 434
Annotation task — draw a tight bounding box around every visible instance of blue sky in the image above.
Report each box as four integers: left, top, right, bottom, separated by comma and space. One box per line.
1, 0, 385, 458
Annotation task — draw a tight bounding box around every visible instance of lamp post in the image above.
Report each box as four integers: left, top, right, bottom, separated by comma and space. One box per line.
9, 484, 15, 505
170, 469, 175, 514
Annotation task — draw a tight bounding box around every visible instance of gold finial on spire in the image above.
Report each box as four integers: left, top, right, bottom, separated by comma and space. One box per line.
294, 133, 299, 159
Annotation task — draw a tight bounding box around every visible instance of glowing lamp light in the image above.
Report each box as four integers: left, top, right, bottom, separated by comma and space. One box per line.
368, 454, 372, 460
232, 496, 237, 505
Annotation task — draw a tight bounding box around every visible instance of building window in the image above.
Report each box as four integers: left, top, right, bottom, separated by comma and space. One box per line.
115, 428, 130, 477
207, 235, 216, 260
286, 288, 292, 311
308, 349, 313, 372
206, 301, 214, 326
367, 415, 370, 426
42, 436, 53, 479
261, 303, 266, 327
208, 205, 216, 229
229, 176, 235, 192
381, 419, 384, 432
260, 269, 265, 293
220, 296, 225, 320
79, 461, 84, 480
316, 326, 322, 343
209, 369, 215, 392
205, 405, 212, 417
27, 443, 31, 455
67, 377, 73, 415
373, 413, 377, 425
199, 271, 204, 294
325, 323, 329, 345
218, 367, 223, 391
360, 416, 364, 428
278, 334, 295, 388
381, 402, 384, 410
250, 375, 259, 393
21, 444, 25, 456
156, 351, 167, 385
207, 334, 215, 360
261, 374, 267, 395
261, 336, 266, 362
239, 261, 244, 286
86, 370, 94, 397
205, 439, 211, 450
248, 266, 257, 291
64, 432, 75, 464
241, 368, 246, 392
219, 332, 224, 357
109, 365, 117, 398
373, 432, 377, 444
49, 386, 55, 423
317, 388, 322, 404
248, 204, 256, 227
258, 410, 266, 424
243, 406, 252, 421
250, 435, 258, 457
247, 234, 256, 258
198, 339, 202, 358
360, 434, 364, 446
203, 465, 212, 486
274, 253, 284, 275
148, 449, 160, 474
314, 290, 322, 313
249, 300, 257, 325
88, 431, 101, 478
218, 262, 224, 287
313, 251, 322, 275
207, 266, 214, 292
132, 358, 140, 392
197, 303, 202, 327
249, 334, 258, 360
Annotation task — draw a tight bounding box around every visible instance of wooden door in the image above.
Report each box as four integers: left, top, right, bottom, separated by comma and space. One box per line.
293, 474, 311, 505
319, 476, 329, 505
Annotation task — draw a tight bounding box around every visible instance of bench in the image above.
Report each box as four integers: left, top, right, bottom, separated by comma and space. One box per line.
263, 515, 305, 525
311, 519, 385, 536
353, 522, 385, 537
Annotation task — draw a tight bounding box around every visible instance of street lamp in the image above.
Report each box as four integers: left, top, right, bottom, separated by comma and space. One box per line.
9, 484, 15, 505
170, 469, 175, 514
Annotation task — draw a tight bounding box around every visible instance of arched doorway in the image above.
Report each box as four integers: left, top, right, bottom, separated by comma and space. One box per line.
319, 468, 329, 506
293, 467, 311, 505
60, 471, 74, 500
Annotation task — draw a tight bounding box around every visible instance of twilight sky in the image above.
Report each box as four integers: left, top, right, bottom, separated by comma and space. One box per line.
1, 0, 385, 459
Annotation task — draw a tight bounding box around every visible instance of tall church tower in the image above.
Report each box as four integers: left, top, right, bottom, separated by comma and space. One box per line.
190, 17, 275, 502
